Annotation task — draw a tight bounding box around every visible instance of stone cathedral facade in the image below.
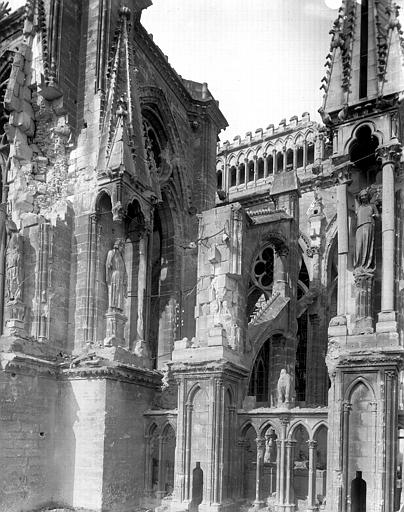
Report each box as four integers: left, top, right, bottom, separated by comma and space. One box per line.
0, 1, 404, 512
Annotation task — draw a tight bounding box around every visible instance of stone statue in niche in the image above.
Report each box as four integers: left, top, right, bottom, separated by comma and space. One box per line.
277, 368, 292, 407
105, 239, 127, 312
354, 189, 379, 272
6, 220, 23, 303
264, 429, 276, 463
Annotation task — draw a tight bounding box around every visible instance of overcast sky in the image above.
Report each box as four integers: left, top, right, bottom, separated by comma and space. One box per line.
7, 0, 403, 141
141, 0, 341, 142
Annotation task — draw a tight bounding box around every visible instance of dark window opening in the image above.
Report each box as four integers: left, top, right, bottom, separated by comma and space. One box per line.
249, 340, 270, 402
217, 170, 223, 190
267, 155, 274, 174
359, 0, 369, 99
239, 163, 245, 184
257, 157, 264, 179
295, 311, 307, 402
349, 124, 379, 185
276, 152, 284, 172
297, 147, 304, 168
230, 166, 237, 187
286, 148, 294, 169
248, 160, 254, 182
307, 143, 315, 164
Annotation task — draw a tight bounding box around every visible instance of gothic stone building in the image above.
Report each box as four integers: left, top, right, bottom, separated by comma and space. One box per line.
0, 1, 403, 512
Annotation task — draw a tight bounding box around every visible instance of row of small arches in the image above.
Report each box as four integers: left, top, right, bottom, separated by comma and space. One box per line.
217, 144, 315, 190
240, 419, 328, 442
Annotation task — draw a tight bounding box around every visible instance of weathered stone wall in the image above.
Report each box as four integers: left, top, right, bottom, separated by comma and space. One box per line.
0, 364, 58, 512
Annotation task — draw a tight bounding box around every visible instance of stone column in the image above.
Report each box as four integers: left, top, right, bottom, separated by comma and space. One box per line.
184, 401, 193, 501
173, 377, 187, 503
144, 434, 152, 497
385, 370, 397, 512
342, 401, 351, 512
227, 406, 236, 499
273, 247, 289, 296
272, 149, 276, 174
237, 438, 245, 500
303, 142, 307, 169
293, 148, 297, 170
254, 436, 266, 508
285, 440, 296, 511
277, 419, 289, 508
213, 378, 224, 504
376, 144, 401, 331
283, 148, 287, 172
263, 153, 268, 178
307, 440, 318, 511
157, 434, 167, 498
276, 439, 282, 504
136, 232, 148, 341
0, 204, 7, 332
334, 165, 352, 322
244, 158, 249, 188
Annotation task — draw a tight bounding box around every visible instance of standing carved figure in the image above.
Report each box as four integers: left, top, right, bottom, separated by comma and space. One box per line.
354, 189, 379, 270
6, 220, 23, 302
277, 368, 291, 406
105, 239, 127, 311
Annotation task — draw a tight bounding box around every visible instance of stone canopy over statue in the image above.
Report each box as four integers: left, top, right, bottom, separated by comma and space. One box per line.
105, 239, 127, 312
354, 189, 379, 272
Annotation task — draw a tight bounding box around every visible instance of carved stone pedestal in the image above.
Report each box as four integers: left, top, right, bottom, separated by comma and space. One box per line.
5, 300, 26, 337
352, 270, 374, 335
104, 310, 127, 347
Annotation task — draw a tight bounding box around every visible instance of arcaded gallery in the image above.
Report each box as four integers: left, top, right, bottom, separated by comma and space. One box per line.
0, 1, 404, 511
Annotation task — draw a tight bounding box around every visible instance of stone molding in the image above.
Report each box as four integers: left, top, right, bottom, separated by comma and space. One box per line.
0, 350, 162, 387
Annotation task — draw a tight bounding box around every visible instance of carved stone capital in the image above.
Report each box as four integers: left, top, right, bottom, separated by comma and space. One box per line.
342, 401, 352, 413
376, 144, 402, 167
307, 440, 318, 449
333, 164, 352, 185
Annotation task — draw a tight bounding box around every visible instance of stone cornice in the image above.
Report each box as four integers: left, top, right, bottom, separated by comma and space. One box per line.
61, 363, 162, 387
170, 359, 249, 380
0, 351, 162, 388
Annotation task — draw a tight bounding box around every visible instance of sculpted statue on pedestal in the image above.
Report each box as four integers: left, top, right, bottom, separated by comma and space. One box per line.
6, 220, 23, 302
277, 368, 292, 406
354, 189, 379, 271
105, 239, 127, 312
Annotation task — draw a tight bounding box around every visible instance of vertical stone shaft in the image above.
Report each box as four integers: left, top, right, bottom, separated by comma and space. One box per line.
307, 440, 318, 510
185, 402, 193, 501
278, 420, 288, 505
0, 203, 6, 332
342, 402, 351, 512
276, 439, 282, 502
285, 440, 295, 506
213, 379, 223, 503
137, 234, 148, 341
38, 222, 50, 340
83, 214, 98, 343
144, 434, 152, 496
380, 159, 395, 312
336, 173, 350, 316
254, 437, 265, 504
384, 371, 397, 511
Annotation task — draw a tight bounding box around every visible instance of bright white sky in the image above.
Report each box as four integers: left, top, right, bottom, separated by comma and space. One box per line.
7, 0, 403, 141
